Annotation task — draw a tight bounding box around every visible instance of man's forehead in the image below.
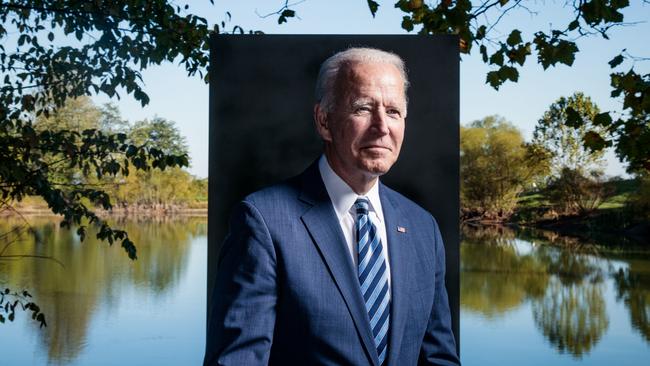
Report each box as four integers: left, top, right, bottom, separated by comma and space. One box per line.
339, 60, 402, 79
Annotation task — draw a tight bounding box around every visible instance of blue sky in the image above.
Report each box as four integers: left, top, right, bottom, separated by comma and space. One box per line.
93, 1, 650, 178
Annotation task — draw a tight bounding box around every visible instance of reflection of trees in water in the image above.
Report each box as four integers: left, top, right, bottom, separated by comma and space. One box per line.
462, 224, 610, 357
534, 247, 602, 286
0, 217, 205, 362
613, 263, 650, 343
461, 225, 549, 318
532, 277, 608, 358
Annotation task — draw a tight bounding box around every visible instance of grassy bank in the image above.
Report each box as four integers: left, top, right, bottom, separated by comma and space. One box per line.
510, 178, 649, 246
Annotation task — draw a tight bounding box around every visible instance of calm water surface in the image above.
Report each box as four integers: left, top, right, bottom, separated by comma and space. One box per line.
0, 217, 207, 365
0, 218, 648, 365
461, 225, 650, 365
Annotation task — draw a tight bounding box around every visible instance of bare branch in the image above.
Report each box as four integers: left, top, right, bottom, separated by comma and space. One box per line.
0, 254, 65, 268
254, 0, 306, 19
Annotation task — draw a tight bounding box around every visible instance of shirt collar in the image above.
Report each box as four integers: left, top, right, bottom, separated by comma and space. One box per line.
318, 155, 384, 223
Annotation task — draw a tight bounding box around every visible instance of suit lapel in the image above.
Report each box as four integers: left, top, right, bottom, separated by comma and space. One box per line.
380, 184, 415, 365
298, 163, 379, 366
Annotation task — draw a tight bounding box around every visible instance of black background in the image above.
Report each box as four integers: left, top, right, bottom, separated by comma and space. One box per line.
208, 34, 460, 352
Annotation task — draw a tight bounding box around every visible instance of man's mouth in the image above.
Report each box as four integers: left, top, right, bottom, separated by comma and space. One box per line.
362, 145, 391, 151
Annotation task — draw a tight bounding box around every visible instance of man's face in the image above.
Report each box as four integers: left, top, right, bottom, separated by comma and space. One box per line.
316, 61, 407, 185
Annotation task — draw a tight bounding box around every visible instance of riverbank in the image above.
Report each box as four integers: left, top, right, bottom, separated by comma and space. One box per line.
2, 198, 207, 217
464, 207, 650, 248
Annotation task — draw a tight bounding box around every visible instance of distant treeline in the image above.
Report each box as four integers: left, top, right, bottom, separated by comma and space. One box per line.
18, 96, 207, 212
460, 93, 649, 229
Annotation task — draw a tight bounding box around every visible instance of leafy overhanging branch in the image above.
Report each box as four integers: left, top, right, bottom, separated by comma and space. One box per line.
359, 0, 648, 173
0, 1, 211, 262
0, 288, 46, 327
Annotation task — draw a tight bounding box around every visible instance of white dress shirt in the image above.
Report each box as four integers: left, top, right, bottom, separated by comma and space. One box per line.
318, 155, 392, 289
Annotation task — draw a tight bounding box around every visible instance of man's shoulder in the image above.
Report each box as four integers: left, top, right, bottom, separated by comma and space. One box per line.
243, 175, 301, 207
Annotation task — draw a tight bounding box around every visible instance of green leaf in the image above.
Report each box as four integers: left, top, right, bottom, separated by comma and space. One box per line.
568, 20, 579, 31
593, 112, 613, 126
506, 30, 522, 46
486, 71, 501, 89
281, 9, 295, 18
565, 107, 583, 128
476, 25, 487, 40
278, 9, 295, 24
401, 16, 414, 32
555, 40, 579, 66
498, 65, 519, 82
480, 45, 488, 63
48, 32, 54, 42
608, 54, 624, 68
583, 131, 609, 151
489, 50, 504, 66
367, 0, 380, 18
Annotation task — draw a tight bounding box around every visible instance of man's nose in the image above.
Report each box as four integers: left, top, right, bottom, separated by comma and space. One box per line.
371, 109, 390, 135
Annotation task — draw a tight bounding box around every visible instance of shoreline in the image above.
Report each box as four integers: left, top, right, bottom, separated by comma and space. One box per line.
1, 207, 208, 217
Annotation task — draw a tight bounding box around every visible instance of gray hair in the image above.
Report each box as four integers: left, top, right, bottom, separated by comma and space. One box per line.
314, 47, 409, 114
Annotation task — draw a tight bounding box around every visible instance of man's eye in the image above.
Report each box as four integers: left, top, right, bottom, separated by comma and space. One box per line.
387, 109, 402, 116
355, 106, 371, 113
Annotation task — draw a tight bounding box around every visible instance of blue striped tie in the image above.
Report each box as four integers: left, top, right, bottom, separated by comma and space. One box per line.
354, 197, 390, 365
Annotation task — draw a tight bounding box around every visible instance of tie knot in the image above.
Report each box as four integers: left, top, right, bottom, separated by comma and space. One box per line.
354, 197, 370, 215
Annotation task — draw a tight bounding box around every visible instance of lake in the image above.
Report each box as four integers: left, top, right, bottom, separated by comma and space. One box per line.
0, 218, 648, 365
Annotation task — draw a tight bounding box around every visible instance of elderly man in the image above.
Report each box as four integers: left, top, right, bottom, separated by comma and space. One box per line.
204, 47, 460, 366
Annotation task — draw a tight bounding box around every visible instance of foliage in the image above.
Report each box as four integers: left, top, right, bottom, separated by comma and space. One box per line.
546, 167, 613, 216
348, 0, 649, 171
110, 167, 202, 208
128, 117, 189, 157
0, 1, 206, 260
102, 116, 205, 208
0, 288, 46, 327
606, 67, 650, 173
629, 172, 650, 217
533, 92, 607, 176
460, 115, 551, 221
28, 99, 203, 210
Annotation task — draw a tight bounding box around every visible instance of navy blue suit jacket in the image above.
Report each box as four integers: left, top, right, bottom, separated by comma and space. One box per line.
204, 162, 460, 365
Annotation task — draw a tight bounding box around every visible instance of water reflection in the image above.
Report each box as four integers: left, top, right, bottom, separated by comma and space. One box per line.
461, 226, 548, 317
613, 262, 650, 343
532, 278, 608, 357
0, 216, 205, 364
461, 224, 622, 358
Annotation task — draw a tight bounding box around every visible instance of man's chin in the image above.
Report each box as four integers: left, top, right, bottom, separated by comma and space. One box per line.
359, 160, 394, 177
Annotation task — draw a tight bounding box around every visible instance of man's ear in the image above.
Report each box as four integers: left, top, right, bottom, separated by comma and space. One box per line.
313, 104, 332, 142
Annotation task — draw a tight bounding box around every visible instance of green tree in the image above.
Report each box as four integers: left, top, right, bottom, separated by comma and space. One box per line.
1, 0, 198, 264
460, 115, 550, 220
546, 167, 613, 216
99, 103, 129, 134
105, 117, 200, 209
129, 117, 189, 157
533, 92, 607, 176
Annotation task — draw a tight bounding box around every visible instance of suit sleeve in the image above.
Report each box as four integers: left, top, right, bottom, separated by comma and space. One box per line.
204, 201, 277, 366
418, 216, 461, 366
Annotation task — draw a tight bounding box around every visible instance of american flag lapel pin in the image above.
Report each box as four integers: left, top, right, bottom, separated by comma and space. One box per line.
397, 226, 407, 233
